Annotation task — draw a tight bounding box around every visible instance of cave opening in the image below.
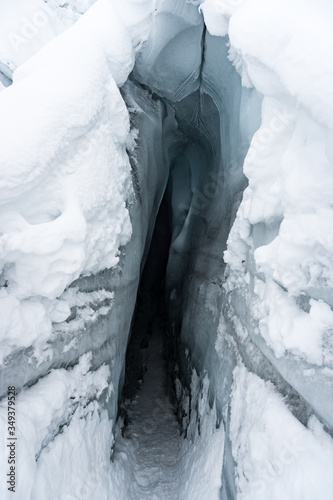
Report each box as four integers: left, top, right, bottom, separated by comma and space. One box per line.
119, 90, 221, 439
114, 96, 227, 495
120, 193, 172, 406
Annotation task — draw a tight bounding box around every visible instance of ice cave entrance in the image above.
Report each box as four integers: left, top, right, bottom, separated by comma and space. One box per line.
120, 89, 219, 420
121, 194, 172, 404
115, 90, 223, 496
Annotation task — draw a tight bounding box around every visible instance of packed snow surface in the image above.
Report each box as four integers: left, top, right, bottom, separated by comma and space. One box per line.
114, 315, 224, 500
230, 364, 333, 500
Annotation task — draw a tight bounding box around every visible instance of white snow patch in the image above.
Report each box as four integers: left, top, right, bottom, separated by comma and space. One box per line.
0, 0, 135, 360
230, 364, 333, 500
0, 353, 111, 499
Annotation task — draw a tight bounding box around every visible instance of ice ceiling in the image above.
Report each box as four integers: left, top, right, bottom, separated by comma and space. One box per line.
0, 0, 333, 499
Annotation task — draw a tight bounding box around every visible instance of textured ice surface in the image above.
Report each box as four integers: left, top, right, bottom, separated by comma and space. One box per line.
201, 0, 333, 497
134, 0, 204, 101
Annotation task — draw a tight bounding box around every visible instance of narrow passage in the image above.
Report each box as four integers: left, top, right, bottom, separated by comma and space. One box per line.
116, 303, 181, 499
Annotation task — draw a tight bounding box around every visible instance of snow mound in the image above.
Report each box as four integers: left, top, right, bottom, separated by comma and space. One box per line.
0, 0, 135, 358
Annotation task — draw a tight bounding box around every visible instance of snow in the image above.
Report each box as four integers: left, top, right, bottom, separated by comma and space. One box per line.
0, 292, 52, 364
179, 371, 225, 500
33, 403, 116, 500
204, 0, 333, 411
201, 0, 333, 496
114, 316, 224, 500
253, 278, 333, 366
0, 353, 112, 499
0, 0, 154, 84
0, 0, 134, 358
0, 0, 89, 73
115, 317, 182, 499
230, 364, 333, 500
110, 0, 155, 51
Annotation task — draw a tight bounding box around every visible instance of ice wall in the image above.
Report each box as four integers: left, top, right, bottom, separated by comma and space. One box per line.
0, 1, 179, 497
177, 1, 333, 499
134, 0, 204, 101
133, 0, 333, 498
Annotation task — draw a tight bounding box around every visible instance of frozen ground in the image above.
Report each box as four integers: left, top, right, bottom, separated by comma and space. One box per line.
114, 314, 181, 500
112, 288, 224, 500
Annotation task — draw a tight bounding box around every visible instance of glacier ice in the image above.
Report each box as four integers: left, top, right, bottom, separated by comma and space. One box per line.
0, 0, 333, 498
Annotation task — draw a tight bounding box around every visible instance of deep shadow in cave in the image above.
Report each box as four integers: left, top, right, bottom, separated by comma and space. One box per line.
116, 193, 183, 497
120, 194, 173, 407
119, 91, 221, 431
